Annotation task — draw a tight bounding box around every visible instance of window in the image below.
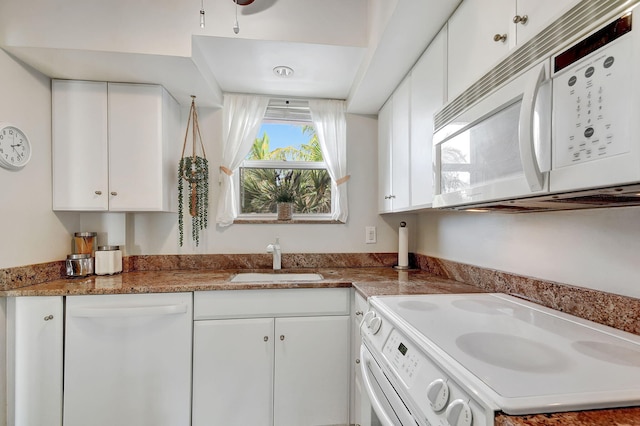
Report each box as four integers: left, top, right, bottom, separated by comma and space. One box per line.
237, 99, 333, 218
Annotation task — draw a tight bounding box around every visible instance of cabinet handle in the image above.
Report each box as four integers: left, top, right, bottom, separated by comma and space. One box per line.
110, 191, 118, 196
95, 190, 102, 195
44, 314, 54, 321
493, 33, 507, 43
355, 358, 361, 364
513, 14, 528, 25
356, 310, 363, 316
384, 195, 396, 200
264, 336, 269, 342
280, 335, 285, 341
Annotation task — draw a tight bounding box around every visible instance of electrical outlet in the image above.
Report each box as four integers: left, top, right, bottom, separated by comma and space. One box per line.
365, 226, 377, 244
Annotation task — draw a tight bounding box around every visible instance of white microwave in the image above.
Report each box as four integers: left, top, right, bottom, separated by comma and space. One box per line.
433, 4, 640, 212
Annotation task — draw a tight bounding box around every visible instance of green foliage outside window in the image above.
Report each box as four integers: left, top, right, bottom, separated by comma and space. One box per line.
240, 126, 332, 215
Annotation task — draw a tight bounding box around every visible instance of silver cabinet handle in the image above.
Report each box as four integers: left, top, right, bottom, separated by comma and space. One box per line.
494, 33, 507, 43
95, 190, 102, 195
264, 336, 269, 342
355, 358, 361, 364
513, 14, 528, 25
280, 335, 285, 341
110, 191, 118, 196
356, 310, 363, 316
384, 195, 396, 200
44, 315, 54, 321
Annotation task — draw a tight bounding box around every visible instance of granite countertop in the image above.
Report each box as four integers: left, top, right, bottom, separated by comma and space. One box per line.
4, 266, 639, 425
0, 267, 484, 297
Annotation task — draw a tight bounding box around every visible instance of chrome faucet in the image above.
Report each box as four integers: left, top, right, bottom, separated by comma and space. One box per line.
266, 237, 281, 270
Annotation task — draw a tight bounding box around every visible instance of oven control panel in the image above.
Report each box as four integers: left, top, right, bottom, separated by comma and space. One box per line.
381, 328, 492, 426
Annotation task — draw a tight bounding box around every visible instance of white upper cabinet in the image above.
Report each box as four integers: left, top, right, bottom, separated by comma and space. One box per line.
447, 0, 582, 100
377, 100, 393, 213
378, 27, 447, 212
447, 0, 513, 101
390, 77, 411, 211
52, 80, 179, 212
410, 28, 447, 208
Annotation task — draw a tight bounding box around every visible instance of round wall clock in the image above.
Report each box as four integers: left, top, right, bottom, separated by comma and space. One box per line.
0, 123, 32, 170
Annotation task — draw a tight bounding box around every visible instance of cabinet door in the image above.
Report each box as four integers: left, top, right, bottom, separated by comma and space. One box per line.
108, 83, 175, 212
410, 28, 446, 208
7, 296, 63, 426
274, 316, 350, 426
391, 77, 411, 210
52, 80, 109, 211
447, 0, 514, 101
515, 0, 582, 46
192, 318, 275, 426
377, 99, 393, 213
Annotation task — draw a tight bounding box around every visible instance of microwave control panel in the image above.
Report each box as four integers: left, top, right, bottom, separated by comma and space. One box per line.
552, 18, 632, 169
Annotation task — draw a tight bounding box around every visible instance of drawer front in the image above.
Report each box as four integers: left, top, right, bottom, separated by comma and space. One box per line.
194, 288, 350, 320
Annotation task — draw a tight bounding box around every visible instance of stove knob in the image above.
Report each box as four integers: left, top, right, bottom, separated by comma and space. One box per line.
426, 378, 449, 412
445, 399, 473, 426
368, 316, 382, 334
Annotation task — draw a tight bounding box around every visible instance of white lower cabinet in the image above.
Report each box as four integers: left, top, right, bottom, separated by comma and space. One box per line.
192, 288, 351, 426
7, 296, 63, 426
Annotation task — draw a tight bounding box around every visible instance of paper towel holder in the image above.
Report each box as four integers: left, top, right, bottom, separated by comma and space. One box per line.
394, 221, 411, 270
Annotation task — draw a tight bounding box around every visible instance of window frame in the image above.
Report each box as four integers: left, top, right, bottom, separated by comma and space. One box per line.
234, 113, 335, 221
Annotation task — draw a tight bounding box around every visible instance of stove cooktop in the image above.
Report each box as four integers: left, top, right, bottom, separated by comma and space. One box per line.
371, 293, 640, 414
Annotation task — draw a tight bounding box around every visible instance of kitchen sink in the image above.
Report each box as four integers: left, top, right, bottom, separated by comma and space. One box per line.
230, 272, 324, 283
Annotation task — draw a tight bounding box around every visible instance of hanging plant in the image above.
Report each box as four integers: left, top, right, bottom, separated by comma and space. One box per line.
179, 96, 209, 246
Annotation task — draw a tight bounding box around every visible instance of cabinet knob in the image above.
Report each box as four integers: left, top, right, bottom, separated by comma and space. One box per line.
356, 310, 363, 316
513, 14, 528, 25
44, 314, 54, 321
95, 190, 103, 195
110, 191, 118, 196
264, 336, 269, 342
493, 33, 507, 43
355, 358, 361, 364
280, 335, 285, 341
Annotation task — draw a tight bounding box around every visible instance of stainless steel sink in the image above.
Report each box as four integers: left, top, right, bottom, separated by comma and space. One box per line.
230, 272, 323, 283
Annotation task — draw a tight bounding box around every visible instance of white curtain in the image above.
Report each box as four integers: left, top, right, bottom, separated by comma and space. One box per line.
309, 99, 349, 223
216, 94, 269, 227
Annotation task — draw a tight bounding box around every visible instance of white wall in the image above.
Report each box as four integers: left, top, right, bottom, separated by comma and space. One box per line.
129, 109, 413, 255
0, 50, 79, 269
416, 207, 640, 299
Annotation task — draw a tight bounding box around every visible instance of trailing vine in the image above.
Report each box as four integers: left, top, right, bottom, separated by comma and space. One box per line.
178, 96, 209, 246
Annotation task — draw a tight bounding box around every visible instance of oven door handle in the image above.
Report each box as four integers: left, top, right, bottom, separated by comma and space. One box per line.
360, 345, 416, 426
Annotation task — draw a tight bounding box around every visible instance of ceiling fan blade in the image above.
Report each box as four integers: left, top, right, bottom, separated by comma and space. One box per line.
240, 0, 278, 15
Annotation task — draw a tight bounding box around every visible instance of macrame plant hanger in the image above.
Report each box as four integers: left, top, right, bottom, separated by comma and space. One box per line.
178, 95, 209, 247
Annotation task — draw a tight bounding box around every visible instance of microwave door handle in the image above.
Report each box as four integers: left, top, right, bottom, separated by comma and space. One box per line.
518, 62, 547, 191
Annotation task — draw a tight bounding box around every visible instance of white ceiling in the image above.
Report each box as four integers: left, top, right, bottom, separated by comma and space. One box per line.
0, 0, 461, 114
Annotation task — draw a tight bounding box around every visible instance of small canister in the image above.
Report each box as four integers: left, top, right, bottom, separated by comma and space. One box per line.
66, 253, 94, 277
74, 232, 97, 256
95, 245, 123, 275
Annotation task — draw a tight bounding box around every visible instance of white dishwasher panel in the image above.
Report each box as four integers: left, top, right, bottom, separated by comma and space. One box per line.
63, 293, 193, 426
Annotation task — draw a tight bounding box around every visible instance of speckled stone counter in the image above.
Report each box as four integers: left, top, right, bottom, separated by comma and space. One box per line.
0, 267, 483, 297
495, 407, 640, 425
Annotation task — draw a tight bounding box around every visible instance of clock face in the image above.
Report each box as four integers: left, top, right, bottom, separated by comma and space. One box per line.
0, 124, 31, 170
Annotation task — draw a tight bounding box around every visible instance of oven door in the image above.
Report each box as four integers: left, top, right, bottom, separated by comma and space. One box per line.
359, 344, 418, 426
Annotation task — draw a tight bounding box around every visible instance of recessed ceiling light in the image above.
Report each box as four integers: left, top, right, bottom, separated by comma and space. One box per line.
273, 66, 294, 78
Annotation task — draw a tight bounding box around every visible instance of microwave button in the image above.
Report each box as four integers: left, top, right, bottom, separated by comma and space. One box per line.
604, 56, 615, 68
568, 75, 577, 86
585, 66, 595, 78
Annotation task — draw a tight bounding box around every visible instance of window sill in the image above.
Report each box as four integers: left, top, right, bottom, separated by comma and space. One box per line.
233, 218, 344, 225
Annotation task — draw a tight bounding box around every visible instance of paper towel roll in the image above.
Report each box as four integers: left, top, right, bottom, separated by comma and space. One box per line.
397, 222, 409, 269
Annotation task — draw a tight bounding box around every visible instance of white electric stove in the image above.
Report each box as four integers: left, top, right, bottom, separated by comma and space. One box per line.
359, 293, 640, 426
